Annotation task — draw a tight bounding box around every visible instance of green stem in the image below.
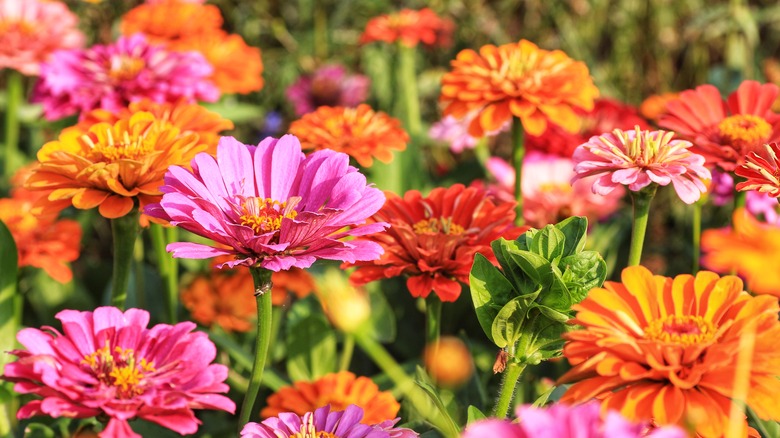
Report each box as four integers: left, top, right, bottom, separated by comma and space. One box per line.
511, 117, 525, 226
692, 202, 702, 273
492, 362, 527, 418
110, 209, 140, 309
627, 186, 657, 267
425, 296, 442, 373
398, 44, 422, 136
338, 334, 355, 372
734, 189, 747, 209
238, 267, 273, 430
4, 70, 22, 176
474, 137, 490, 172
150, 224, 177, 322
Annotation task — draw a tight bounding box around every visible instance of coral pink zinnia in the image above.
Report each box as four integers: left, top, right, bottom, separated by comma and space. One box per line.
144, 134, 388, 271
2, 307, 235, 438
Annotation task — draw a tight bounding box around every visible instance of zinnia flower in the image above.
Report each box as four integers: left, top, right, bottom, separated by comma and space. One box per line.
288, 104, 408, 167
286, 64, 370, 116
243, 404, 417, 438
347, 184, 523, 302
360, 8, 453, 48
25, 111, 207, 219
440, 39, 599, 137
120, 0, 223, 43
571, 127, 711, 204
735, 142, 780, 198
701, 208, 780, 296
315, 268, 371, 333
261, 372, 400, 424
659, 80, 780, 171
558, 265, 780, 436
144, 134, 388, 271
33, 34, 219, 120
0, 0, 84, 76
2, 306, 235, 438
423, 336, 474, 388
639, 92, 679, 122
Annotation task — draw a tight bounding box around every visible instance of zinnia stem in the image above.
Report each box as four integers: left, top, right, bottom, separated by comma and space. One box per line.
150, 224, 178, 322
692, 201, 702, 273
627, 186, 657, 267
110, 209, 141, 309
397, 43, 422, 191
511, 117, 525, 226
338, 334, 355, 372
4, 70, 22, 176
492, 362, 526, 418
239, 267, 274, 429
425, 295, 442, 363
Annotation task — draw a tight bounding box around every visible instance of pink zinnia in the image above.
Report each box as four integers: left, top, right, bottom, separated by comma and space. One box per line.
2, 307, 235, 438
144, 134, 388, 271
241, 404, 418, 438
0, 0, 84, 76
286, 64, 370, 116
572, 127, 710, 204
33, 33, 219, 120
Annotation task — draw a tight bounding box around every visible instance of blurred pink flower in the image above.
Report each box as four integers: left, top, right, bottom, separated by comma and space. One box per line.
429, 113, 509, 154
0, 0, 84, 76
2, 307, 234, 438
145, 134, 388, 271
33, 33, 219, 120
572, 128, 710, 204
707, 168, 734, 206
286, 65, 370, 116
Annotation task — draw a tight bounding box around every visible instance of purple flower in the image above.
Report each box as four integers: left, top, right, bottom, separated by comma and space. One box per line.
708, 168, 735, 206
286, 64, 370, 116
145, 134, 388, 271
429, 115, 479, 153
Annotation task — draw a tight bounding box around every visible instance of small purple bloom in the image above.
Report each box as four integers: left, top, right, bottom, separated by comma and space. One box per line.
286, 64, 370, 116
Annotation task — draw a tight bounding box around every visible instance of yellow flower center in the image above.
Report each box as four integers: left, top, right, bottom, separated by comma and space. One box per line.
0, 20, 36, 36
644, 315, 716, 347
288, 415, 337, 438
239, 197, 298, 234
82, 343, 156, 398
108, 55, 146, 82
81, 129, 154, 162
538, 182, 573, 194
717, 114, 772, 154
413, 217, 464, 235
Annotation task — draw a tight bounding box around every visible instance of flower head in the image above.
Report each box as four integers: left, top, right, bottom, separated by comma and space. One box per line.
360, 8, 453, 48
289, 104, 408, 167
145, 135, 388, 271
315, 268, 371, 332
558, 265, 780, 436
347, 184, 523, 302
286, 65, 370, 116
2, 307, 235, 438
0, 0, 84, 76
659, 81, 780, 171
735, 142, 780, 198
34, 34, 219, 120
440, 39, 599, 137
571, 127, 710, 204
639, 92, 679, 122
423, 336, 474, 388
120, 0, 223, 43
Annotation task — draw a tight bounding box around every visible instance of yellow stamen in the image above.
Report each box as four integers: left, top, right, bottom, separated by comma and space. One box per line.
239, 197, 298, 234
81, 342, 156, 398
413, 217, 464, 235
108, 55, 146, 82
644, 315, 716, 347
717, 114, 772, 154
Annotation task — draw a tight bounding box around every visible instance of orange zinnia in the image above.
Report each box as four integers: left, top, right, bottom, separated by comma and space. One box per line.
440, 39, 599, 137
261, 371, 400, 425
360, 8, 454, 48
25, 111, 207, 219
701, 208, 780, 296
289, 104, 408, 167
558, 265, 780, 437
120, 0, 223, 43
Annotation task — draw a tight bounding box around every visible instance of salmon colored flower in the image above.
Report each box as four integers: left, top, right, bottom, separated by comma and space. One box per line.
286, 64, 370, 116
701, 208, 780, 296
640, 92, 679, 122
0, 0, 84, 76
440, 39, 599, 137
270, 268, 316, 306
261, 372, 400, 425
25, 111, 207, 219
120, 0, 223, 43
735, 142, 780, 198
360, 8, 453, 48
289, 104, 408, 167
558, 265, 780, 437
659, 81, 780, 171
348, 184, 523, 302
2, 307, 235, 438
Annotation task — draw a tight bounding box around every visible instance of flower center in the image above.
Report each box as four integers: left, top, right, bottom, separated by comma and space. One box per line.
82, 343, 156, 398
81, 129, 154, 162
413, 217, 464, 235
644, 315, 716, 347
717, 114, 772, 154
538, 182, 573, 194
239, 197, 298, 234
0, 20, 36, 36
108, 55, 146, 82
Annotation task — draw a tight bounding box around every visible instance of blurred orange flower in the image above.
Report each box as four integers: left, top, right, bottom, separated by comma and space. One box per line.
261, 371, 400, 425
559, 265, 780, 437
440, 39, 599, 137
423, 336, 474, 388
639, 92, 679, 122
360, 8, 453, 48
289, 104, 408, 167
701, 208, 780, 296
120, 0, 223, 43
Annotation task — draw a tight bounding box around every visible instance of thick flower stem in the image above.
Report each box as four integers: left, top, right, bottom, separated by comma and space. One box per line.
692, 202, 702, 273
4, 70, 22, 176
627, 186, 657, 267
511, 117, 525, 226
492, 362, 527, 418
425, 296, 442, 370
397, 43, 422, 191
150, 224, 178, 323
110, 210, 141, 309
238, 267, 273, 430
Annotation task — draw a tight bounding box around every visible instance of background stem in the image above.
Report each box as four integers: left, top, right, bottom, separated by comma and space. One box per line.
4, 70, 22, 176
110, 209, 140, 309
511, 117, 525, 226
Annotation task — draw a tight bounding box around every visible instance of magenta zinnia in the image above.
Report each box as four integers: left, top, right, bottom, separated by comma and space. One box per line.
2, 307, 235, 438
145, 134, 388, 271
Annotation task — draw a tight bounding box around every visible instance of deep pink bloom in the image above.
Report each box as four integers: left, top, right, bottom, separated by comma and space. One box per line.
33, 33, 219, 120
286, 64, 370, 116
145, 134, 387, 271
572, 127, 710, 204
241, 404, 418, 438
2, 307, 234, 438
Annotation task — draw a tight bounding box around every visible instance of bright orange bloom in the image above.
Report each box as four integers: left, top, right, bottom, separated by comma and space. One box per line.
559, 265, 780, 437
701, 208, 780, 296
423, 336, 474, 388
25, 112, 207, 219
120, 0, 223, 43
360, 8, 454, 48
440, 39, 599, 137
261, 371, 400, 425
269, 267, 315, 306
289, 104, 408, 167
735, 142, 780, 198
639, 92, 679, 122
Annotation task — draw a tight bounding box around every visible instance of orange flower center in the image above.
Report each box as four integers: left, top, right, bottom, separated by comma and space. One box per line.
644, 315, 716, 346
108, 55, 146, 82
413, 217, 464, 235
0, 20, 36, 36
82, 130, 153, 162
239, 197, 298, 234
82, 343, 156, 398
717, 114, 772, 154
538, 182, 573, 194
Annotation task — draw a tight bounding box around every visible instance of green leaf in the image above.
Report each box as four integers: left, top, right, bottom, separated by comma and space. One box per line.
530, 225, 565, 262
514, 313, 568, 365
466, 405, 487, 424
24, 424, 56, 438
555, 216, 588, 257
0, 220, 19, 370
505, 248, 550, 284
414, 366, 461, 437
470, 253, 515, 342
201, 101, 264, 124
286, 298, 337, 381
561, 251, 607, 305
492, 239, 535, 295
363, 284, 397, 342
491, 297, 527, 349
537, 267, 571, 311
